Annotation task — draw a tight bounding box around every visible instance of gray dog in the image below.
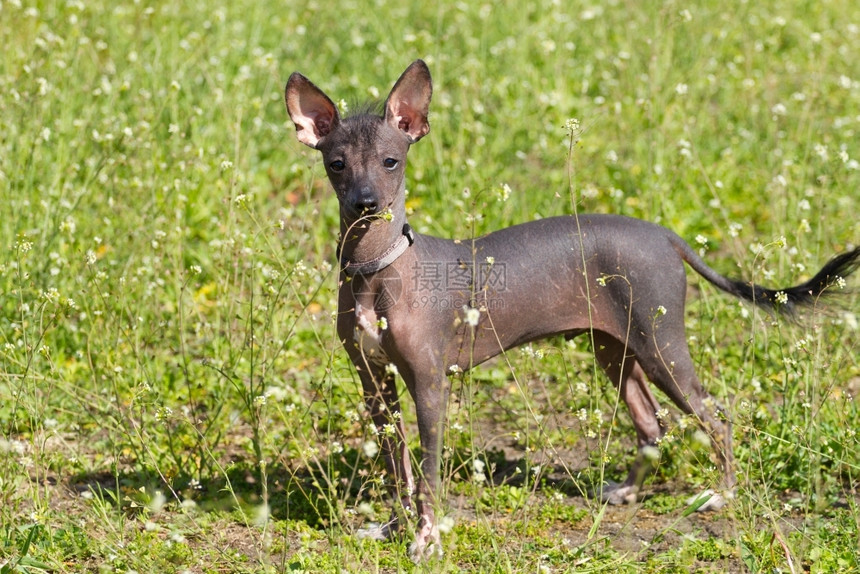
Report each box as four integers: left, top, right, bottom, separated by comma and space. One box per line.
285, 60, 859, 561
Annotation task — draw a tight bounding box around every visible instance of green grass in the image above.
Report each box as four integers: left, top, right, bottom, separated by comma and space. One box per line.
2, 0, 859, 571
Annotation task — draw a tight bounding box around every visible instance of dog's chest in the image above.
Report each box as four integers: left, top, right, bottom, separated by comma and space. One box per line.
353, 302, 390, 366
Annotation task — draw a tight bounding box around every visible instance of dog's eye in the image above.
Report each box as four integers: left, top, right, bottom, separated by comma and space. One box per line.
383, 158, 398, 170
329, 160, 345, 172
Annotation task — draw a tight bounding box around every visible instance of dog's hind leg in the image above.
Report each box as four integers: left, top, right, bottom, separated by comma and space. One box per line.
633, 331, 736, 511
592, 331, 666, 504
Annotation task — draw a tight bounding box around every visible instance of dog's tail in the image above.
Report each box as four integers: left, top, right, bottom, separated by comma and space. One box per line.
670, 236, 860, 316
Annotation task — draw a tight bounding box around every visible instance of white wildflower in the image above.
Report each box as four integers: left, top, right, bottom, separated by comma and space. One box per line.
437, 516, 455, 534
463, 306, 480, 327
362, 440, 379, 458
496, 183, 511, 202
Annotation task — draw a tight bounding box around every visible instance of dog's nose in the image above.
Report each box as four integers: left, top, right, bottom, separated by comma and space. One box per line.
353, 193, 379, 214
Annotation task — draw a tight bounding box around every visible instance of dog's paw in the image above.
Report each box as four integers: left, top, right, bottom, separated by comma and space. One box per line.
356, 522, 389, 541
598, 481, 639, 505
408, 521, 443, 563
686, 488, 734, 512
356, 517, 400, 541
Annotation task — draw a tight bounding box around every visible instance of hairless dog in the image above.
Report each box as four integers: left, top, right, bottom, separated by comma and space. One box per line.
285, 60, 859, 562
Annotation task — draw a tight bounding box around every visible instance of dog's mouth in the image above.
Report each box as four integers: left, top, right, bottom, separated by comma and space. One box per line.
345, 200, 395, 222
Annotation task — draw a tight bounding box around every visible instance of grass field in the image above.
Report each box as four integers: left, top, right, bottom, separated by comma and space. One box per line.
2, 0, 860, 572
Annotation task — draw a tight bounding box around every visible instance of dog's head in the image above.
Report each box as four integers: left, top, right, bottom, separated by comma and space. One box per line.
285, 60, 432, 223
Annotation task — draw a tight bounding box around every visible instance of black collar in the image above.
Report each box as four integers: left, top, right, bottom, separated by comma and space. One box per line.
339, 223, 415, 276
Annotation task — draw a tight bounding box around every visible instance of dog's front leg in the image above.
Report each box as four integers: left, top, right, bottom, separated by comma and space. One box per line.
354, 363, 416, 541
407, 370, 450, 563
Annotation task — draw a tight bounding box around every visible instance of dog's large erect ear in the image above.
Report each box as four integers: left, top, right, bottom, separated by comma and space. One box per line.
384, 60, 432, 143
285, 72, 340, 148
